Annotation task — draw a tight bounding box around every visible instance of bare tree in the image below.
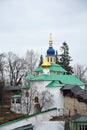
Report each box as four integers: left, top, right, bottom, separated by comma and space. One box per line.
0, 54, 6, 114
22, 84, 37, 115
74, 64, 87, 86
6, 52, 26, 86
25, 50, 38, 74
0, 53, 6, 81
0, 81, 5, 115
39, 91, 53, 110
22, 84, 53, 114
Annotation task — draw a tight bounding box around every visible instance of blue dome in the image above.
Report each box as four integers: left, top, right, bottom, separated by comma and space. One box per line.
47, 47, 55, 56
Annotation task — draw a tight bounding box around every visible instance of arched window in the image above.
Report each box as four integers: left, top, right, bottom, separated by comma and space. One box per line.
48, 57, 49, 62
12, 99, 14, 103
34, 96, 39, 103
16, 98, 21, 103
50, 57, 52, 62
26, 91, 29, 97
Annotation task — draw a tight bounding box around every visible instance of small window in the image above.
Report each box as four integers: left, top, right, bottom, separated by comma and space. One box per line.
50, 57, 52, 62
48, 57, 49, 62
16, 98, 21, 103
79, 125, 87, 130
18, 108, 20, 112
34, 96, 39, 103
26, 91, 29, 97
12, 99, 14, 103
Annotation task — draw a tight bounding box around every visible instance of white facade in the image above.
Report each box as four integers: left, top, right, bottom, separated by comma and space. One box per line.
43, 68, 50, 74
46, 87, 64, 109
11, 66, 64, 114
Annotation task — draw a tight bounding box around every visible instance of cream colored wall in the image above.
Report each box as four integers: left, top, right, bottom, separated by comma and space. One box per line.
64, 96, 87, 116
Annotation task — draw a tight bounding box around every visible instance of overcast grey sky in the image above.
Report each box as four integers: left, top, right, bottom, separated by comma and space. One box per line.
0, 0, 87, 65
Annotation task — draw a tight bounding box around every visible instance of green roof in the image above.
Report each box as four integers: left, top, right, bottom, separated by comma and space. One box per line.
23, 73, 34, 79
85, 87, 87, 91
21, 84, 30, 89
34, 66, 43, 72
11, 94, 22, 98
14, 125, 33, 130
27, 74, 34, 79
32, 74, 84, 86
72, 114, 87, 122
34, 64, 67, 73
46, 81, 64, 87
50, 64, 67, 72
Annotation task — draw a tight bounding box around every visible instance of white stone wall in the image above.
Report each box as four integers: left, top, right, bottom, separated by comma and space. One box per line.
31, 81, 64, 110
43, 68, 50, 74
11, 103, 21, 113
46, 87, 64, 109
25, 81, 64, 113
11, 99, 21, 113
11, 79, 64, 115
32, 81, 46, 92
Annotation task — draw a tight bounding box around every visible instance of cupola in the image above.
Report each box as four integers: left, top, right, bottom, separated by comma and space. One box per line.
47, 34, 56, 63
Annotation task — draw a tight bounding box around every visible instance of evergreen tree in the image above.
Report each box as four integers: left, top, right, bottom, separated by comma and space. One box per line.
55, 50, 59, 64
59, 42, 73, 74
38, 55, 44, 66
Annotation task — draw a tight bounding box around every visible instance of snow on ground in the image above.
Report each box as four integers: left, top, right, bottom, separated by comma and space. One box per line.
34, 121, 65, 130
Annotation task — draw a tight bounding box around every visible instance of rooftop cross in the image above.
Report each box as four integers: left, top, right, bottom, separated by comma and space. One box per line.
49, 33, 53, 45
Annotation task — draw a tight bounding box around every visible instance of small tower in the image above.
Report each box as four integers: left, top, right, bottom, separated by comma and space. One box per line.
47, 33, 56, 63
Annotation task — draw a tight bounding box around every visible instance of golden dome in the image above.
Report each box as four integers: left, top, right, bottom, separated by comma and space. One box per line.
41, 58, 51, 67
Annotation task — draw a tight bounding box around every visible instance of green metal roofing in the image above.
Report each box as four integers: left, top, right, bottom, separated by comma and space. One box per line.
46, 81, 64, 87
14, 125, 33, 130
23, 73, 27, 77
32, 74, 84, 86
11, 94, 22, 98
72, 114, 87, 122
34, 63, 67, 73
32, 74, 49, 80
34, 66, 43, 72
50, 64, 67, 72
57, 75, 84, 86
27, 74, 34, 79
23, 73, 34, 79
85, 87, 87, 91
21, 84, 30, 89
74, 116, 87, 122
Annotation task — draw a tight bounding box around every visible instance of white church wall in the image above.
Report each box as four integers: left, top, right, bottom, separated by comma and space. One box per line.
11, 98, 21, 114
31, 81, 50, 93
30, 81, 64, 113
43, 68, 50, 75
44, 81, 51, 88
46, 87, 64, 110
11, 103, 21, 113
11, 79, 64, 115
